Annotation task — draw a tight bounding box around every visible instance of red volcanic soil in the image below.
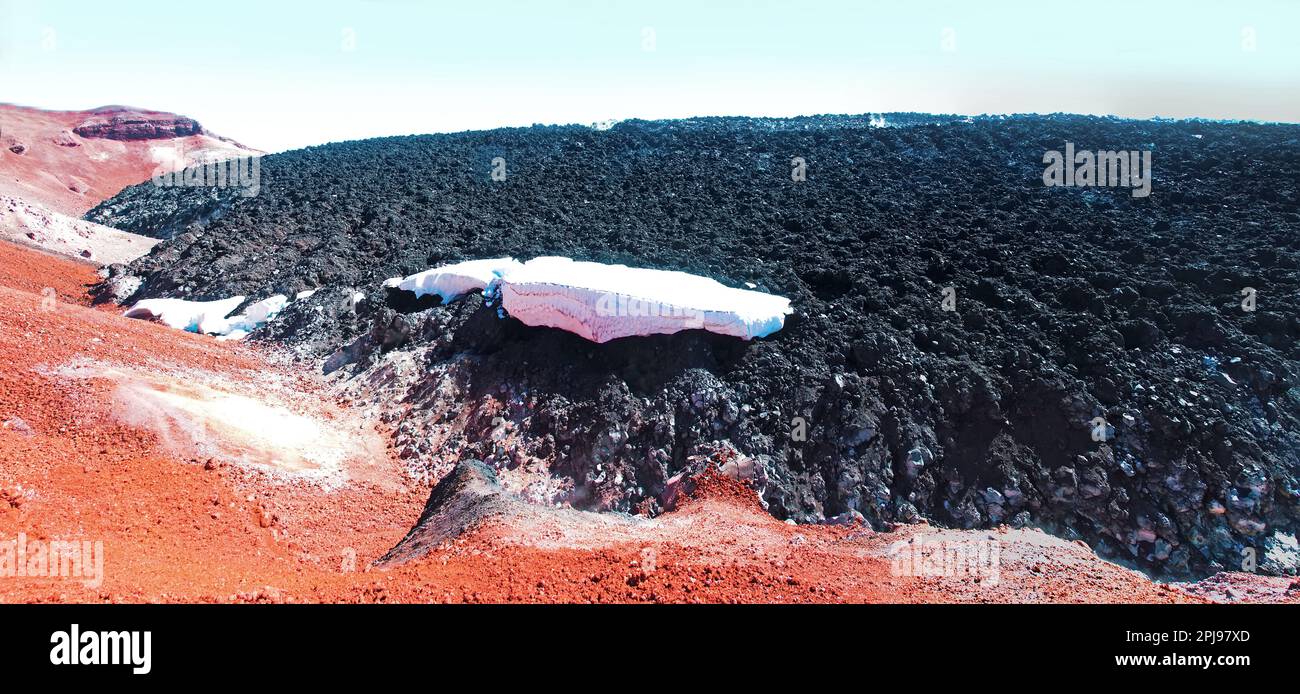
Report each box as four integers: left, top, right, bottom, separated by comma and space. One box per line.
0, 104, 258, 217
0, 239, 1292, 603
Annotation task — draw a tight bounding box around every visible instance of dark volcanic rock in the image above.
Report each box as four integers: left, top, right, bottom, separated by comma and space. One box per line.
378, 460, 513, 565
88, 113, 1300, 577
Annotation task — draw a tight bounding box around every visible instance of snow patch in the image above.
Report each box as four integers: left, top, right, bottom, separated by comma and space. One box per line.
390, 256, 792, 342
223, 294, 288, 334
124, 293, 289, 339
123, 296, 246, 332
501, 256, 791, 342
383, 257, 522, 303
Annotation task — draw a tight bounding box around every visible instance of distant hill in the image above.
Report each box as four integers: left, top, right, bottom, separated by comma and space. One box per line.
0, 103, 259, 217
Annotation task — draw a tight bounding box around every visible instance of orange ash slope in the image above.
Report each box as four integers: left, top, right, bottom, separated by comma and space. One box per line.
0, 239, 1257, 603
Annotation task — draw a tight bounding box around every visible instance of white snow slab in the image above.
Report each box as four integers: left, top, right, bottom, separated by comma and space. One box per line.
385, 258, 522, 303
224, 294, 289, 333
125, 292, 291, 338
196, 309, 234, 335
499, 256, 792, 342
124, 296, 246, 332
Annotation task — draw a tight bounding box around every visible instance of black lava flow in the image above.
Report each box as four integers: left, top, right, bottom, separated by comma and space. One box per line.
86, 113, 1300, 577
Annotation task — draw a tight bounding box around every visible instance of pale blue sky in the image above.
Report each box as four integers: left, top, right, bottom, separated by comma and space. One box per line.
2, 0, 1297, 152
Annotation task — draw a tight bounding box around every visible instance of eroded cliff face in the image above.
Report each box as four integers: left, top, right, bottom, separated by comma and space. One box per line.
71, 108, 203, 141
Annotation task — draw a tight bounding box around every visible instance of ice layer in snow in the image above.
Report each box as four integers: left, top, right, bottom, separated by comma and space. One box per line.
123, 296, 246, 332
383, 258, 522, 303
499, 256, 792, 342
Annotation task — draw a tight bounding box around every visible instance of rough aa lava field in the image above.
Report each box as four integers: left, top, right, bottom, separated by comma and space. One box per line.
88, 114, 1300, 578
